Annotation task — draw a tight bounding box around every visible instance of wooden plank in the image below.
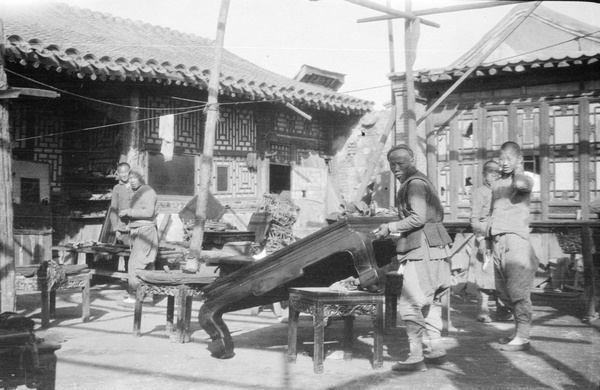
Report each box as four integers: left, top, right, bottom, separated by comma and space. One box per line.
158, 213, 173, 242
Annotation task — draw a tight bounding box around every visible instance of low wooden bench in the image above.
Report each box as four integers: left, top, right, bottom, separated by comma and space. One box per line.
15, 264, 91, 328
287, 287, 384, 374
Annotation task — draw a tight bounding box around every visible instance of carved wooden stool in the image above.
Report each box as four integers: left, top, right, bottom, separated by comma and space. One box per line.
287, 287, 384, 374
16, 266, 91, 328
133, 270, 215, 343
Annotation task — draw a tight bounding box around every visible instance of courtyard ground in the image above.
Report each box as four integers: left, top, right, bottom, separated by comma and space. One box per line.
12, 277, 600, 390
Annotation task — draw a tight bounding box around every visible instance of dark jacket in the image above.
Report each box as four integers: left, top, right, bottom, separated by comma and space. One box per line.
395, 170, 451, 253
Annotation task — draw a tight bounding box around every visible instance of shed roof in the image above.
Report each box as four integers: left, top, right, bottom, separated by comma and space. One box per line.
392, 3, 600, 83
0, 1, 373, 114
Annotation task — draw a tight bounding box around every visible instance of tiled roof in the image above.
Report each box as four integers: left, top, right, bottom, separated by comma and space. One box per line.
392, 4, 600, 83
0, 2, 373, 114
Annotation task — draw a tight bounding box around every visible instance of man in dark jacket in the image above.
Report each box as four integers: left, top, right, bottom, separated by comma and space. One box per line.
374, 144, 452, 372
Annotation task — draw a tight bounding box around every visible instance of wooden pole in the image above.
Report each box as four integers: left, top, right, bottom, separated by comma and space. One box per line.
188, 0, 230, 268
344, 0, 440, 28
416, 1, 541, 126
404, 0, 419, 151
0, 18, 16, 312
387, 0, 396, 209
358, 1, 525, 23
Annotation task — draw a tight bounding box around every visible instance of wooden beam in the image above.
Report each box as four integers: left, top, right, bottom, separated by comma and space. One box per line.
358, 1, 525, 23
188, 0, 231, 270
344, 0, 440, 28
0, 87, 60, 99
0, 19, 16, 312
285, 102, 312, 121
416, 1, 542, 126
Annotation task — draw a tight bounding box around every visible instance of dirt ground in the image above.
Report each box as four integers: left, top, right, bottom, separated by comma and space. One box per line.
11, 276, 600, 390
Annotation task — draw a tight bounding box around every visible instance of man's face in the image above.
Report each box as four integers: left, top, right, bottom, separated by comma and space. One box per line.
499, 148, 522, 175
129, 174, 142, 190
388, 149, 415, 181
483, 163, 500, 185
117, 167, 130, 184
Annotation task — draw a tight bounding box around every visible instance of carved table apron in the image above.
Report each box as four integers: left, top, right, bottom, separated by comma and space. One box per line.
133, 270, 215, 343
287, 287, 384, 374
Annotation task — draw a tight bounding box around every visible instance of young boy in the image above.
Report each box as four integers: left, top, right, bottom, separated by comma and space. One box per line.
488, 141, 538, 351
469, 161, 511, 323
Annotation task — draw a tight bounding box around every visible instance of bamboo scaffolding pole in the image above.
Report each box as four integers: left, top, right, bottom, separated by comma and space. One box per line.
188, 0, 231, 269
358, 1, 525, 23
416, 1, 542, 126
344, 0, 440, 28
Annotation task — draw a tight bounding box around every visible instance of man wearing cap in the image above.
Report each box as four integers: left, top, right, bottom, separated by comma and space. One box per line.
118, 166, 159, 303
110, 162, 133, 245
373, 144, 452, 372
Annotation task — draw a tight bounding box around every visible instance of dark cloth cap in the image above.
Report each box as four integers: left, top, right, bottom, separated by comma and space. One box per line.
129, 166, 144, 179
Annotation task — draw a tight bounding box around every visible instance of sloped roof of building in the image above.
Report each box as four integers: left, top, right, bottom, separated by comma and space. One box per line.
0, 1, 372, 114
392, 3, 600, 83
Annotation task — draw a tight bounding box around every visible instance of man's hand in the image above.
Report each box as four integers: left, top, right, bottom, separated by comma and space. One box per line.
372, 223, 390, 239
514, 163, 525, 176
339, 276, 359, 290
118, 209, 129, 218
115, 231, 122, 240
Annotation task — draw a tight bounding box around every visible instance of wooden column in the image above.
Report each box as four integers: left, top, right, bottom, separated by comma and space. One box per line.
124, 88, 142, 167
578, 98, 597, 320
449, 118, 460, 220
539, 101, 550, 220
579, 98, 591, 220
475, 104, 486, 188
0, 20, 16, 312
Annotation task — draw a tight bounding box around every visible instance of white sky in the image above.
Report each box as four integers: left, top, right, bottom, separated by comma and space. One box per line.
16, 0, 600, 108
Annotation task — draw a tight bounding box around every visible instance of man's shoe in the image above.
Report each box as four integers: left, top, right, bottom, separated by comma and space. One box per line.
495, 310, 513, 322
498, 337, 513, 345
477, 315, 492, 323
500, 342, 530, 352
423, 349, 448, 365
391, 356, 427, 372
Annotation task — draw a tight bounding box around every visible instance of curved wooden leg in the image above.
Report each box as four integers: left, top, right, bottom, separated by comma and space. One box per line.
199, 303, 235, 359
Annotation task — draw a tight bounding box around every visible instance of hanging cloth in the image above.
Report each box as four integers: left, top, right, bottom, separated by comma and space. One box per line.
159, 114, 175, 162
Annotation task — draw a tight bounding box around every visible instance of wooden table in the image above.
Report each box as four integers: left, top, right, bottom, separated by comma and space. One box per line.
287, 287, 384, 374
51, 244, 186, 279
132, 270, 216, 343
15, 266, 91, 328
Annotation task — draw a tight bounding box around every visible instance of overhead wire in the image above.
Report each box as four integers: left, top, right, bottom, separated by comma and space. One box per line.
6, 22, 600, 142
